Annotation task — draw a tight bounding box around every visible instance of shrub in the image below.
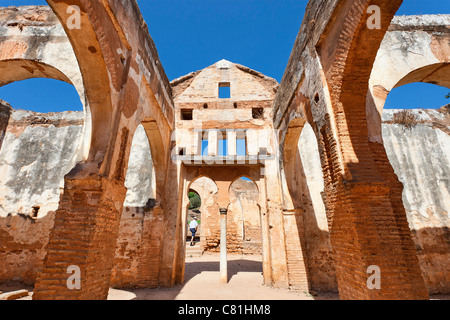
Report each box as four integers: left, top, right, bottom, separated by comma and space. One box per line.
391, 110, 419, 129
188, 192, 201, 209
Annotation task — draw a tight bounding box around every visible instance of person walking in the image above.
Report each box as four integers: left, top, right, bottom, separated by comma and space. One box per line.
189, 219, 198, 246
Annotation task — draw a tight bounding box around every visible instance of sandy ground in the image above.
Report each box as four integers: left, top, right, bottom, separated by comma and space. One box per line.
108, 253, 338, 300
4, 253, 449, 300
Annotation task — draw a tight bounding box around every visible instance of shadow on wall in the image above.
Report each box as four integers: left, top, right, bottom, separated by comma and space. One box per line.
284, 122, 338, 292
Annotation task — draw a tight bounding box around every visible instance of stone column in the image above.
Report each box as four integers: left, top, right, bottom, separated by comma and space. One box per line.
227, 130, 237, 156
33, 176, 128, 300
219, 207, 228, 285
208, 130, 219, 156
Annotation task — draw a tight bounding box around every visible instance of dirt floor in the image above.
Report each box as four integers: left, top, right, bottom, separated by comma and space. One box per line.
4, 253, 449, 300
108, 253, 338, 300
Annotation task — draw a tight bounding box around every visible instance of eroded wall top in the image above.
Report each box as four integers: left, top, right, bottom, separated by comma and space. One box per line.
172, 59, 279, 104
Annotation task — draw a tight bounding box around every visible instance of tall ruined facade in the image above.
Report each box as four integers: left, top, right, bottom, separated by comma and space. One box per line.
0, 1, 449, 300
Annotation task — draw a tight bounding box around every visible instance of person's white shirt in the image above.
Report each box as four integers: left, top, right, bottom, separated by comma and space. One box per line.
189, 220, 198, 229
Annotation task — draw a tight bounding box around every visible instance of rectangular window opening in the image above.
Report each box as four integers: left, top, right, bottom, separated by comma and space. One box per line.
252, 107, 264, 120
201, 132, 209, 156
218, 136, 228, 156
219, 82, 231, 99
236, 130, 247, 156
181, 109, 193, 121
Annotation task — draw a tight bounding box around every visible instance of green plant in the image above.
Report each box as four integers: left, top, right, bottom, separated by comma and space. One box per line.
445, 92, 450, 99
188, 192, 201, 209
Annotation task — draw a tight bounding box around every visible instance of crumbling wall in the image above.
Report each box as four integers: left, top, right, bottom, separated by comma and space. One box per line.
227, 178, 261, 254
0, 110, 84, 218
381, 109, 450, 294
189, 177, 261, 255
0, 107, 448, 294
0, 100, 11, 151
0, 109, 83, 285
111, 125, 162, 288
0, 212, 55, 285
297, 123, 337, 292
299, 108, 450, 294
111, 206, 164, 289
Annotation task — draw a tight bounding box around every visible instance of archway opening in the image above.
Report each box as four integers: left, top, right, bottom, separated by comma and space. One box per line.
186, 176, 218, 256
228, 176, 261, 256
111, 124, 158, 288
182, 176, 221, 286
0, 78, 83, 113
384, 82, 449, 110
0, 76, 85, 292
281, 120, 335, 292
187, 189, 201, 245
379, 80, 450, 295
0, 77, 85, 218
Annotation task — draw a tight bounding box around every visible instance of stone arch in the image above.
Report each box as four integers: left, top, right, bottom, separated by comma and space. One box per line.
227, 176, 261, 255
44, 0, 115, 162
308, 0, 429, 299
0, 6, 97, 293
279, 116, 331, 292
17, 1, 177, 300
0, 58, 90, 159
0, 59, 72, 86
187, 175, 219, 210
228, 175, 259, 195
0, 58, 89, 157
140, 119, 167, 204
368, 15, 450, 142
0, 5, 95, 160
366, 26, 450, 294
122, 124, 156, 206
280, 116, 307, 210
186, 175, 218, 198
184, 176, 219, 254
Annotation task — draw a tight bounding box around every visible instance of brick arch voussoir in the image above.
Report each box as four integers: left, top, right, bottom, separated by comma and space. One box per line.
46, 0, 115, 163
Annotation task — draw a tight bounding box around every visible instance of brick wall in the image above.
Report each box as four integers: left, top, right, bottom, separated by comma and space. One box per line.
0, 212, 54, 285
283, 212, 310, 290
111, 205, 164, 288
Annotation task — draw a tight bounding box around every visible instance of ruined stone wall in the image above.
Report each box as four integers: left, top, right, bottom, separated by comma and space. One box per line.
111, 206, 164, 289
173, 60, 277, 158
110, 125, 163, 288
188, 177, 261, 255
0, 110, 83, 218
296, 123, 337, 292
0, 109, 83, 285
0, 100, 11, 151
382, 109, 450, 294
298, 108, 450, 294
194, 178, 261, 255
228, 179, 261, 254
0, 107, 448, 294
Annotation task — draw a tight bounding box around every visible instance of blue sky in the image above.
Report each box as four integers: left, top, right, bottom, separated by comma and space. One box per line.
0, 0, 449, 112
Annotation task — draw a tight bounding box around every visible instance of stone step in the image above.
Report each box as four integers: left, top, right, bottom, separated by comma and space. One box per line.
185, 243, 204, 257
0, 289, 29, 300
186, 246, 203, 253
